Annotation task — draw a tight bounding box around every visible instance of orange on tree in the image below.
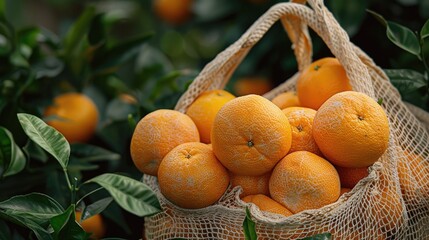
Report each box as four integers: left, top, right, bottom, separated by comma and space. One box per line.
211, 94, 292, 176
230, 172, 271, 197
282, 107, 322, 156
271, 91, 300, 109
313, 91, 390, 168
186, 89, 235, 143
233, 77, 272, 96
335, 166, 369, 189
269, 151, 341, 213
158, 142, 229, 209
44, 92, 98, 143
241, 194, 293, 217
296, 57, 352, 110
75, 211, 106, 239
153, 0, 193, 25
130, 109, 199, 176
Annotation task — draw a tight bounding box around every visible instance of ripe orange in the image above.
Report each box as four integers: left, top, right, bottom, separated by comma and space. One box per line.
335, 166, 369, 189
186, 89, 235, 143
241, 194, 293, 217
269, 151, 341, 213
271, 91, 300, 109
397, 149, 429, 200
230, 172, 271, 197
75, 212, 106, 239
282, 107, 322, 156
158, 142, 229, 209
296, 57, 352, 110
153, 0, 192, 25
340, 187, 351, 196
313, 91, 390, 168
233, 77, 272, 96
211, 94, 292, 176
130, 109, 199, 176
44, 93, 98, 143
369, 184, 404, 232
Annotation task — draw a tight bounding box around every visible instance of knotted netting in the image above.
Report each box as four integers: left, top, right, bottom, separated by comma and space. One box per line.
143, 0, 429, 239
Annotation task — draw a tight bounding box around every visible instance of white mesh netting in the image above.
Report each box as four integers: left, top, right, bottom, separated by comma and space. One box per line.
143, 0, 429, 239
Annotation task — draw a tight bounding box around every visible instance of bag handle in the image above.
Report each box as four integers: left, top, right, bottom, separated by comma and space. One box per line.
175, 0, 373, 112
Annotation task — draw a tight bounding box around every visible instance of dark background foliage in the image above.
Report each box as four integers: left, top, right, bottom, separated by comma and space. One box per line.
0, 0, 428, 239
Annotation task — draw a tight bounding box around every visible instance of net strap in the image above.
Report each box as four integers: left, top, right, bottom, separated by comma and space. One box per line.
174, 0, 378, 112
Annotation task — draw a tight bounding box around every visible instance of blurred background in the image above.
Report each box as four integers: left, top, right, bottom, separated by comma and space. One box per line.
0, 0, 428, 239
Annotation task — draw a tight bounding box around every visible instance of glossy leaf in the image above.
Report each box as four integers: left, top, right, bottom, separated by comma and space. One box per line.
85, 173, 161, 217
0, 193, 64, 225
421, 19, 429, 39
328, 0, 369, 36
93, 33, 152, 71
299, 233, 332, 240
81, 197, 113, 221
0, 127, 26, 178
243, 208, 257, 240
0, 219, 12, 240
71, 143, 120, 162
368, 10, 421, 57
17, 113, 70, 169
88, 13, 106, 46
0, 211, 53, 240
63, 7, 95, 56
384, 69, 426, 93
50, 205, 89, 240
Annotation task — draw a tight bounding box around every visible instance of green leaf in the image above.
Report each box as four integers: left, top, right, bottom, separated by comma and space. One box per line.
0, 211, 53, 240
81, 197, 113, 221
327, 0, 369, 36
71, 143, 120, 162
0, 18, 14, 55
368, 10, 421, 57
50, 205, 89, 240
88, 13, 106, 46
93, 33, 152, 71
421, 19, 429, 39
299, 233, 332, 240
23, 139, 49, 163
0, 193, 64, 225
63, 6, 95, 57
243, 207, 257, 240
0, 127, 26, 178
17, 113, 70, 169
384, 69, 427, 94
85, 173, 161, 217
0, 219, 12, 240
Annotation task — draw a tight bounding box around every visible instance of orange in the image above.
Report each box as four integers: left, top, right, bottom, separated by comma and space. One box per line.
186, 89, 235, 143
269, 151, 341, 213
241, 194, 293, 217
230, 172, 271, 197
75, 211, 105, 239
271, 91, 300, 109
282, 107, 322, 156
397, 150, 429, 200
340, 187, 351, 196
335, 166, 369, 189
153, 0, 192, 25
233, 77, 272, 96
313, 91, 390, 168
130, 109, 199, 176
158, 142, 229, 209
368, 184, 404, 232
44, 93, 98, 143
296, 57, 352, 110
211, 94, 292, 176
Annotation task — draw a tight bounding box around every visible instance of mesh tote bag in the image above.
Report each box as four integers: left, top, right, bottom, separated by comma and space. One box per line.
143, 0, 429, 239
